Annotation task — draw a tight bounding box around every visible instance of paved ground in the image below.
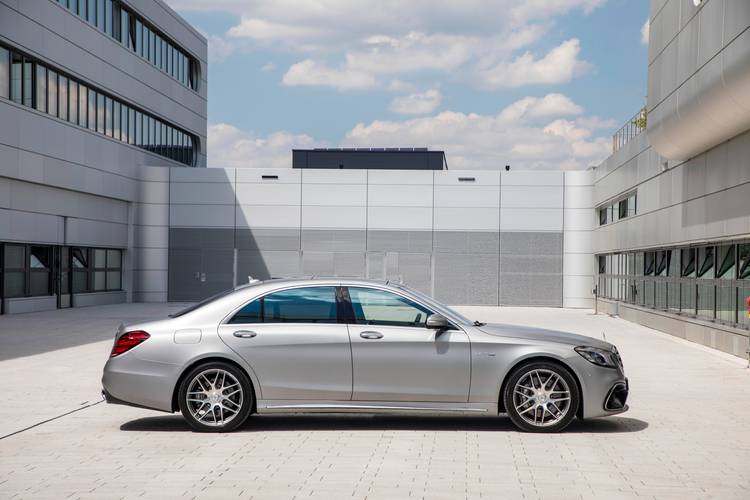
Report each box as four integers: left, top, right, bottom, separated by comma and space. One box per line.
0, 303, 748, 500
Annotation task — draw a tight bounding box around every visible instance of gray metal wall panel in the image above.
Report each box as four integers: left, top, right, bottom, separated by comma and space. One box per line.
236, 228, 300, 251
301, 229, 366, 252
433, 253, 499, 305
237, 250, 300, 281
499, 232, 563, 307
434, 231, 499, 254
366, 230, 432, 253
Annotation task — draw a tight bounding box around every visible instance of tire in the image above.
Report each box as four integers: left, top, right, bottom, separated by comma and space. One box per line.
178, 361, 253, 432
503, 361, 579, 433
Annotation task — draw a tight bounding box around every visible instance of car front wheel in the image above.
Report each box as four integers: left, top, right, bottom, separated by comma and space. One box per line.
178, 361, 253, 432
503, 361, 579, 433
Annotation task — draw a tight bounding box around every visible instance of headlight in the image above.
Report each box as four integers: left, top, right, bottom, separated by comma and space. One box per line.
575, 346, 619, 368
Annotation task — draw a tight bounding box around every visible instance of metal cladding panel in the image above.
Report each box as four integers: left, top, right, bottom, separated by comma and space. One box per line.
433, 253, 499, 305
366, 230, 433, 253
293, 149, 445, 170
235, 228, 300, 251
499, 274, 563, 307
433, 231, 499, 254
300, 251, 366, 277
237, 250, 301, 281
301, 229, 367, 252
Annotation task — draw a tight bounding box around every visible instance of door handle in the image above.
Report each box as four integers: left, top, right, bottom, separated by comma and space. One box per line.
360, 331, 383, 340
233, 330, 257, 339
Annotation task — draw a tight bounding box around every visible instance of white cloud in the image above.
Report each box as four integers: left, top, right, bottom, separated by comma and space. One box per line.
165, 0, 603, 91
477, 39, 590, 88
281, 60, 377, 90
206, 94, 612, 170
498, 93, 583, 121
344, 94, 611, 169
260, 62, 277, 72
207, 123, 318, 168
389, 89, 442, 115
641, 18, 650, 45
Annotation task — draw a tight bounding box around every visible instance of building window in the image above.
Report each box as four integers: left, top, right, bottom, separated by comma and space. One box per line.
56, 0, 199, 91
618, 198, 628, 220
599, 208, 607, 226
697, 247, 714, 278
3, 244, 26, 298
0, 46, 9, 99
29, 246, 52, 296
0, 41, 200, 167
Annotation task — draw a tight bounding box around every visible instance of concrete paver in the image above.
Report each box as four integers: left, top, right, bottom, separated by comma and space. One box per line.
0, 304, 748, 499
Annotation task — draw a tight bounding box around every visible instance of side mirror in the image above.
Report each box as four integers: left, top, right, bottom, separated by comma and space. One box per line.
426, 313, 450, 330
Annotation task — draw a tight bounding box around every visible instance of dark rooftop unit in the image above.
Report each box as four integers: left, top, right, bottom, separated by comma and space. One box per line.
292, 148, 447, 170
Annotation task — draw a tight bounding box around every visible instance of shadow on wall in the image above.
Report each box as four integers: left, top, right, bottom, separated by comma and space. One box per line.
168, 168, 270, 302
121, 413, 649, 434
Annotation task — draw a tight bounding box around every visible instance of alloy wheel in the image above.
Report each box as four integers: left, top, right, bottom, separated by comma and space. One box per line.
512, 368, 572, 428
185, 368, 244, 427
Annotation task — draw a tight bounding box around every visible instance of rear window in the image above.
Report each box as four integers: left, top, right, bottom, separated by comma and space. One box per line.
228, 286, 338, 324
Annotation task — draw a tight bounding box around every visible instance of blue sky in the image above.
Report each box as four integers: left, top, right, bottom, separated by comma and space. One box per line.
165, 0, 650, 170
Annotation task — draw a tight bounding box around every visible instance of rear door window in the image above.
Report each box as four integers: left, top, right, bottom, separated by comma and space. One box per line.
229, 286, 338, 324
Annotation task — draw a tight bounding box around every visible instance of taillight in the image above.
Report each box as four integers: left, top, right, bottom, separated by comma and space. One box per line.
110, 330, 150, 357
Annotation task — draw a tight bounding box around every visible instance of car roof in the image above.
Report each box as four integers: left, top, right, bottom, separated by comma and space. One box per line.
236, 277, 402, 290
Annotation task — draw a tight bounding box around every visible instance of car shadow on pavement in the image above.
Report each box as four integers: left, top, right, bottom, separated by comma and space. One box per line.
120, 414, 648, 434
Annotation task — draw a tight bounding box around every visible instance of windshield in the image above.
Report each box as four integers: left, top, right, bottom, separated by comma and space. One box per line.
394, 284, 474, 325
169, 283, 257, 318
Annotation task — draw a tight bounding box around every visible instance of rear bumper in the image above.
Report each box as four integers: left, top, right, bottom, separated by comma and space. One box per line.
102, 355, 179, 412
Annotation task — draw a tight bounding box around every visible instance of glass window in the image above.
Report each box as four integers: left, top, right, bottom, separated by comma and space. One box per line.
149, 29, 156, 64
167, 43, 173, 76
96, 0, 105, 30
104, 96, 112, 137
162, 38, 168, 71
348, 287, 433, 327
47, 70, 58, 118
87, 0, 96, 24
120, 103, 128, 143
155, 36, 161, 69
598, 255, 606, 274
0, 47, 8, 99
120, 8, 129, 46
107, 271, 121, 290
739, 244, 750, 280
78, 84, 87, 127
29, 246, 52, 296
644, 252, 655, 275
135, 19, 143, 57
94, 248, 107, 269
58, 75, 68, 121
135, 110, 142, 146
628, 193, 637, 217
69, 80, 78, 124
78, 0, 86, 18
716, 245, 735, 279
655, 250, 668, 276
4, 244, 25, 268
112, 100, 120, 140
88, 89, 96, 130
128, 107, 135, 145
697, 247, 714, 279
171, 46, 177, 78
10, 52, 22, 104
149, 116, 155, 149
96, 92, 105, 133
618, 198, 628, 219
259, 287, 338, 324
23, 60, 32, 107
681, 248, 696, 277
599, 208, 607, 226
94, 271, 106, 291
228, 298, 262, 324
107, 249, 121, 268
35, 64, 47, 113
72, 247, 88, 268
104, 0, 112, 36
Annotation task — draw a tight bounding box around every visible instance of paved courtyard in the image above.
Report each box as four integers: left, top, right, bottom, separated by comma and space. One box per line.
0, 303, 748, 500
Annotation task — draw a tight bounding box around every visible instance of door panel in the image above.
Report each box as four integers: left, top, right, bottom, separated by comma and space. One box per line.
345, 286, 470, 402
349, 325, 470, 402
218, 323, 352, 400
217, 285, 352, 401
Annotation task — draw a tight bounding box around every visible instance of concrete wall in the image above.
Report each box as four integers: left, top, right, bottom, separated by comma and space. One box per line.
164, 167, 596, 307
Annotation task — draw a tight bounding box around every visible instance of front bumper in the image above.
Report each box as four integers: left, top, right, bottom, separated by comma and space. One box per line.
604, 378, 629, 412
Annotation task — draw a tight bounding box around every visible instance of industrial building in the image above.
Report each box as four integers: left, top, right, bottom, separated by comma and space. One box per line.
0, 0, 748, 358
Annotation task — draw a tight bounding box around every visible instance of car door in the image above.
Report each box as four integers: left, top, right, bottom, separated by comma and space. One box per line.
217, 285, 352, 401
345, 286, 471, 403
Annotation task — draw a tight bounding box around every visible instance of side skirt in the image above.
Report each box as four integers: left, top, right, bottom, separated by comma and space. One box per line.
256, 400, 498, 415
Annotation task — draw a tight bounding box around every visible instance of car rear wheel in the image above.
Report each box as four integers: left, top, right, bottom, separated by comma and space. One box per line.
178, 361, 253, 432
503, 361, 579, 433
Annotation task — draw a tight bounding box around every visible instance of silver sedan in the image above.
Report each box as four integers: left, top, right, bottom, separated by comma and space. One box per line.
102, 278, 628, 433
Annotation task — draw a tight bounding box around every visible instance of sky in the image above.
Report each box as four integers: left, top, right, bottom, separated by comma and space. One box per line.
164, 0, 651, 170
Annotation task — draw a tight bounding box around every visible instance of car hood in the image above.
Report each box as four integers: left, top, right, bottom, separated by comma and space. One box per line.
477, 323, 613, 350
